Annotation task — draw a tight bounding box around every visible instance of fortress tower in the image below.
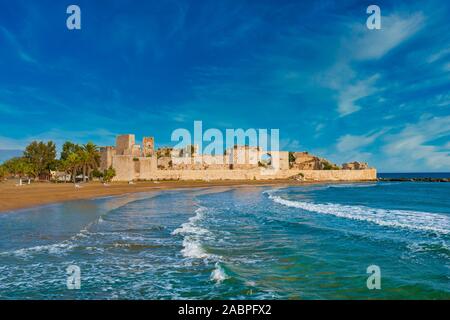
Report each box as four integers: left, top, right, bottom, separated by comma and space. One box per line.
143, 137, 155, 157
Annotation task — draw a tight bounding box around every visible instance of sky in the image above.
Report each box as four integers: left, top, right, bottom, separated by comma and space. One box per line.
0, 0, 449, 172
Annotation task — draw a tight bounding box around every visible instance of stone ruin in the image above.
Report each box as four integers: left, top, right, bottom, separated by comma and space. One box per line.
99, 134, 373, 181
342, 161, 369, 170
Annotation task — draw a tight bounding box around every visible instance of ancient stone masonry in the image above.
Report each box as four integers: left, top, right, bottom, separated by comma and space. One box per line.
100, 134, 376, 181
290, 152, 340, 170
142, 137, 154, 157
342, 161, 369, 170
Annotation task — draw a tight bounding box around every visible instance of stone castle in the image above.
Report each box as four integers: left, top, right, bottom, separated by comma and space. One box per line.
100, 134, 376, 182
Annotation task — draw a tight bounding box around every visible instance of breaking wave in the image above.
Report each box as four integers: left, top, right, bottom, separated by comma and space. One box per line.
210, 262, 229, 283
267, 191, 450, 235
181, 238, 209, 259
172, 206, 214, 259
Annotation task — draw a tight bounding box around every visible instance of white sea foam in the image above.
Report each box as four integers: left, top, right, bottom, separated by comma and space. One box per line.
181, 238, 210, 258
173, 206, 215, 259
210, 263, 229, 283
172, 207, 209, 236
172, 224, 209, 236
0, 225, 93, 258
5, 242, 76, 258
267, 192, 450, 235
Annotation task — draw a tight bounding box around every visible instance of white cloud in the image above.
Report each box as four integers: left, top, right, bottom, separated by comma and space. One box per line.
337, 74, 380, 116
427, 47, 450, 63
382, 115, 450, 170
320, 12, 425, 117
336, 129, 386, 153
351, 13, 425, 60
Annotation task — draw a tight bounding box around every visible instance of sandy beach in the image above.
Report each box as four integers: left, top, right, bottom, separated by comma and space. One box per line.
0, 179, 311, 213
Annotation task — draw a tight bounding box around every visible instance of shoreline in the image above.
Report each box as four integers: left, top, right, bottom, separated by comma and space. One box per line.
0, 179, 378, 213
0, 179, 311, 213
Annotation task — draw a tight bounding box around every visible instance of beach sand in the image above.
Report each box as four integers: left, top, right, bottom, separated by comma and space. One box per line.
0, 179, 309, 213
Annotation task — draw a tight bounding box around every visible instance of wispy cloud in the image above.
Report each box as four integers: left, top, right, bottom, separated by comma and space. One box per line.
320, 11, 425, 117
350, 13, 425, 61
336, 74, 380, 116
0, 26, 37, 65
382, 115, 450, 170
336, 129, 387, 153
427, 47, 450, 63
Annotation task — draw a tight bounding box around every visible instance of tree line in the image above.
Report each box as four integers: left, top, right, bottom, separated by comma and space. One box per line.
0, 141, 115, 183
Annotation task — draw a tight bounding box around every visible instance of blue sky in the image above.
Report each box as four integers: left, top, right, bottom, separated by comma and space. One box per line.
0, 0, 449, 171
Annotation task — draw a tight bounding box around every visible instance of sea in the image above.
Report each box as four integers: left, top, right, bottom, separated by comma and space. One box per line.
0, 179, 449, 299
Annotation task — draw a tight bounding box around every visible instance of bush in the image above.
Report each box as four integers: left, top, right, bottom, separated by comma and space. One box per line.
322, 162, 340, 170
92, 169, 103, 179
103, 167, 116, 183
0, 165, 8, 180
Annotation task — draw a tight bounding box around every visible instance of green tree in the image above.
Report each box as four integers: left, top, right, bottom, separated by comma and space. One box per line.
2, 157, 34, 178
103, 167, 116, 183
91, 169, 103, 180
64, 152, 82, 183
82, 142, 100, 182
0, 165, 7, 180
23, 141, 57, 180
60, 141, 82, 161
59, 141, 84, 183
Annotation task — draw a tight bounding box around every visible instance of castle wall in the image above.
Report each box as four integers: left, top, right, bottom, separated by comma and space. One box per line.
112, 155, 136, 181
116, 134, 135, 155
100, 146, 116, 171
104, 133, 376, 183
121, 168, 376, 182
137, 157, 157, 180
296, 169, 376, 181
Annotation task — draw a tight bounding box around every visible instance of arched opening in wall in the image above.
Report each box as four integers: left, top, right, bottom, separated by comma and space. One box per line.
259, 153, 272, 168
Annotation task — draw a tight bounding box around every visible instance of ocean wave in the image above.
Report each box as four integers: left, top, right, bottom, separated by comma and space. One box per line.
406, 242, 450, 258
111, 243, 163, 250
267, 192, 450, 235
172, 206, 215, 260
210, 262, 229, 283
2, 241, 76, 258
181, 238, 210, 259
0, 226, 93, 258
172, 206, 209, 236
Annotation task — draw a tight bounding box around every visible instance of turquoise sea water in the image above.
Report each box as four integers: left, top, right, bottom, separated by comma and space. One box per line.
0, 182, 449, 299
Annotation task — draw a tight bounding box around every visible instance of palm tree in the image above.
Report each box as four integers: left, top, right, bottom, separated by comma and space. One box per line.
65, 152, 82, 183
81, 142, 100, 182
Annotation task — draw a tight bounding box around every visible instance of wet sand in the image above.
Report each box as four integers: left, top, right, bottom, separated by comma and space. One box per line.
0, 179, 309, 213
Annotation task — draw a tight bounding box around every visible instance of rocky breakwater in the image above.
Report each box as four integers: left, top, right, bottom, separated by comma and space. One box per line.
378, 177, 450, 182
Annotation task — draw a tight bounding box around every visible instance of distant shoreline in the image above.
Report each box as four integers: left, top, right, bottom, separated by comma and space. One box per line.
0, 179, 324, 213
378, 172, 450, 179
2, 175, 447, 214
